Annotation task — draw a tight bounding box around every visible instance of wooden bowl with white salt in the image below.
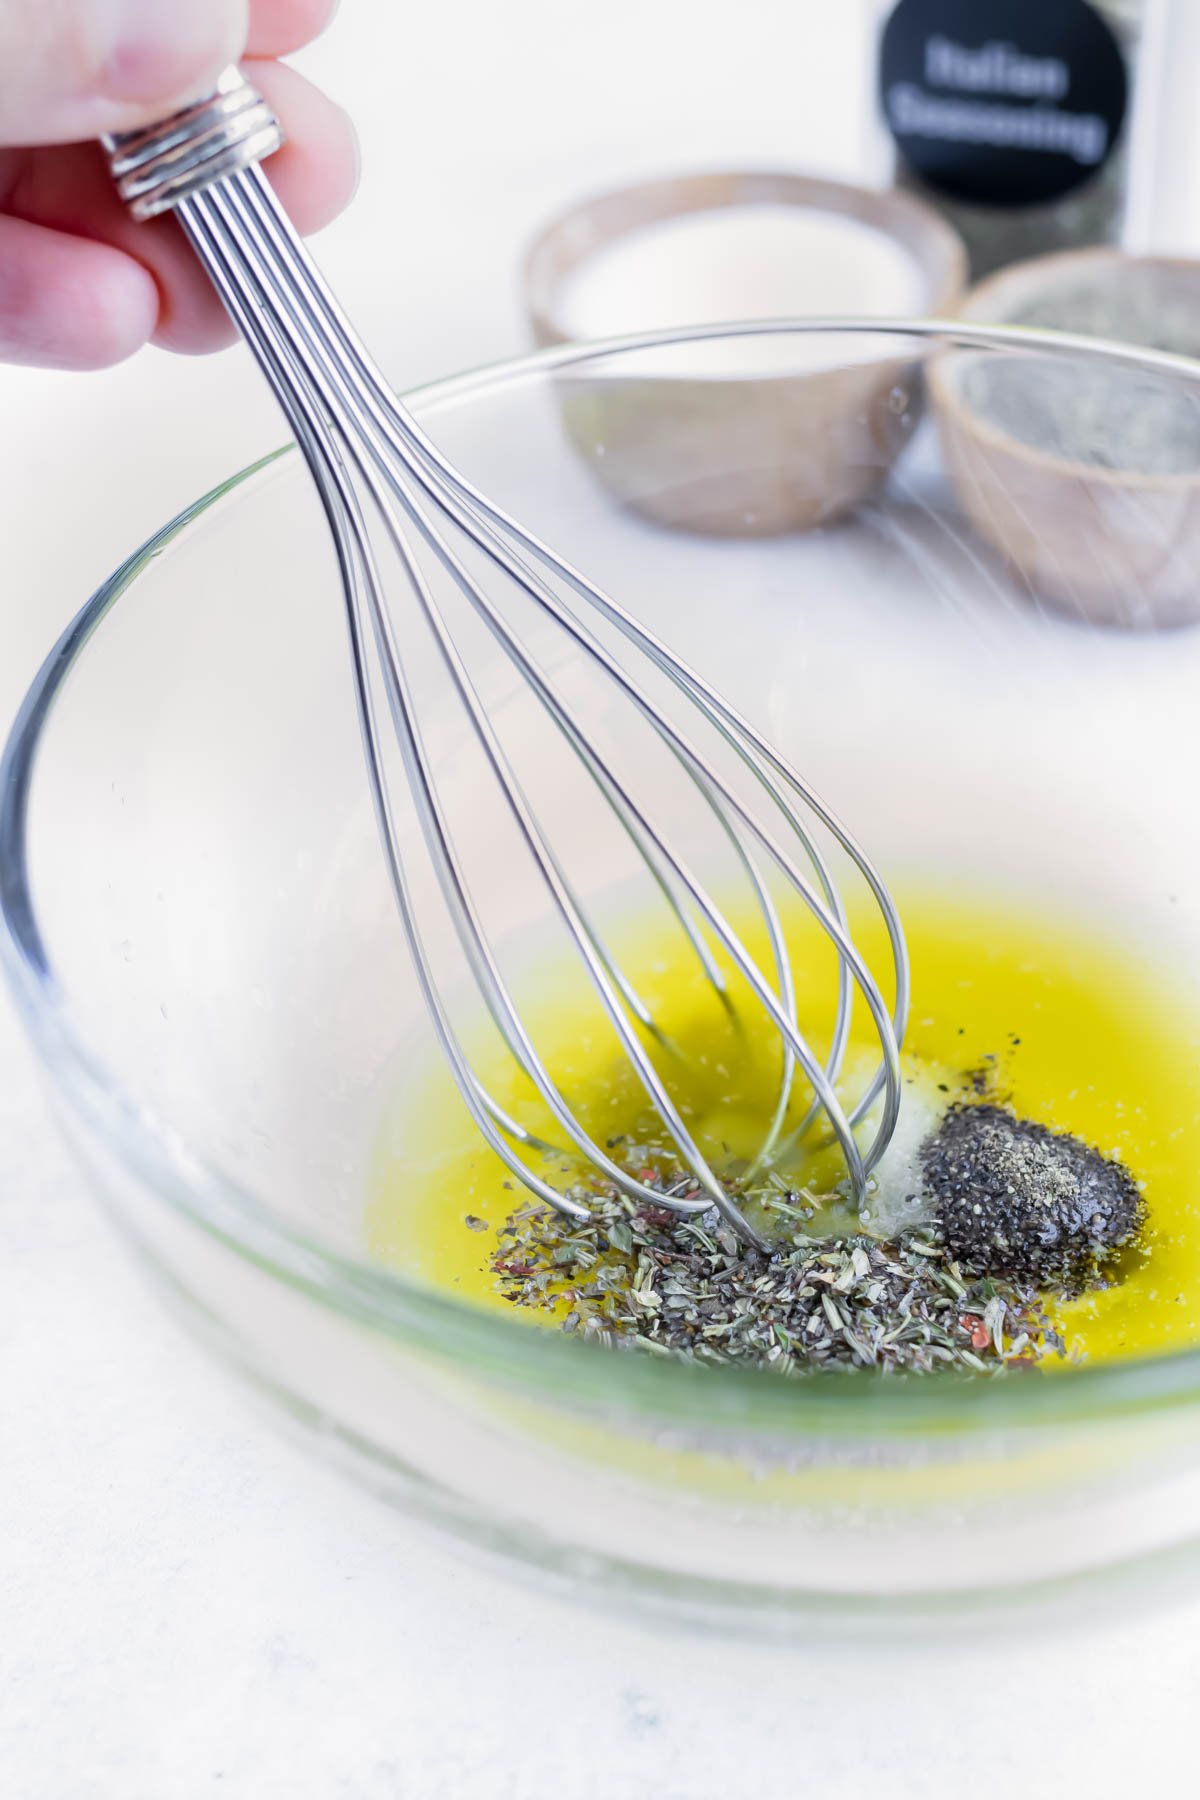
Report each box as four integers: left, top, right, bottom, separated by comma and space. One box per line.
930, 249, 1200, 629
524, 171, 966, 536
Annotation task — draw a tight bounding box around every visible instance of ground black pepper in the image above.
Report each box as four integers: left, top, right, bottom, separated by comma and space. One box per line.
921, 1102, 1144, 1291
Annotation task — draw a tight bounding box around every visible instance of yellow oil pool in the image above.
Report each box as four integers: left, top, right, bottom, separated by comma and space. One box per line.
368, 888, 1200, 1366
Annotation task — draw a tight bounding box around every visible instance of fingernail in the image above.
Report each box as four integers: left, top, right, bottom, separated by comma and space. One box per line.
101, 0, 248, 105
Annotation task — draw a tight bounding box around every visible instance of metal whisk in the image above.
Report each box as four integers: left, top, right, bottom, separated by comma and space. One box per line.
103, 69, 908, 1249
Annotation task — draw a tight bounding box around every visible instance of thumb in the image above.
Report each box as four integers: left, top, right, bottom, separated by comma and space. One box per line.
0, 0, 250, 147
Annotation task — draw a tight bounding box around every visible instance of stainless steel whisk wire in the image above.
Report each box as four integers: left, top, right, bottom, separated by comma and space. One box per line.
104, 70, 909, 1249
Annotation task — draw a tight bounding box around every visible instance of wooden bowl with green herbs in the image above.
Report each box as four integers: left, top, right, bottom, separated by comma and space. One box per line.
929, 249, 1200, 630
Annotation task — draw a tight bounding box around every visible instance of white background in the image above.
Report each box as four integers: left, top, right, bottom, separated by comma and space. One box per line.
5, 3, 1200, 1794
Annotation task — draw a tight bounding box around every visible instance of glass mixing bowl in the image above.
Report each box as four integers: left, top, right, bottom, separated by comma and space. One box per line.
6, 322, 1200, 1627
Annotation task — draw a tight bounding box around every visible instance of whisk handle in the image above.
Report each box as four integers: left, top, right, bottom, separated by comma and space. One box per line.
101, 67, 283, 222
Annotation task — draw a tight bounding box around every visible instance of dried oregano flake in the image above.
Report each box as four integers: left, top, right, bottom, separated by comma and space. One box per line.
490, 1171, 1063, 1380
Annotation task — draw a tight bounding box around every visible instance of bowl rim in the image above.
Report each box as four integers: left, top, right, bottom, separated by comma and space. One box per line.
7, 316, 1200, 1436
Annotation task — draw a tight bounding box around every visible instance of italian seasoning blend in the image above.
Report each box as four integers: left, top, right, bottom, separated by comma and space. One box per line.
874, 0, 1149, 277
486, 1091, 1144, 1379
490, 1182, 1064, 1378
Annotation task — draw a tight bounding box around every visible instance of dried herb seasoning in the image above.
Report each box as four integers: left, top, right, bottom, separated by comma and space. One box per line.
490, 1175, 1063, 1379
961, 270, 1200, 477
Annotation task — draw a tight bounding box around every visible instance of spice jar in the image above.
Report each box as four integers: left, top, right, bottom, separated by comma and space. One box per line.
869, 0, 1151, 278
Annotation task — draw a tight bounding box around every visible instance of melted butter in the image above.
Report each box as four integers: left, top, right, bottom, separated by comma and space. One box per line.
367, 888, 1200, 1366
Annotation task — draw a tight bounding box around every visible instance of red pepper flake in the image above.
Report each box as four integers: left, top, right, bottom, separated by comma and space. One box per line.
960, 1313, 991, 1352
634, 1205, 676, 1230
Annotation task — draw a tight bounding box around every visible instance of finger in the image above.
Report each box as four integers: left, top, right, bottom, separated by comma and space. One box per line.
0, 213, 157, 368
248, 59, 360, 237
157, 58, 360, 352
246, 0, 340, 57
3, 62, 359, 355
0, 0, 250, 146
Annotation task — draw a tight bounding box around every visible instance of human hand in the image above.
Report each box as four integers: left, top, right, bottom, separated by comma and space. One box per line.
0, 0, 358, 368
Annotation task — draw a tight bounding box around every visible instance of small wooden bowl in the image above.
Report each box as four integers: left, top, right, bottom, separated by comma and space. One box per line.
929, 249, 1200, 629
524, 171, 966, 537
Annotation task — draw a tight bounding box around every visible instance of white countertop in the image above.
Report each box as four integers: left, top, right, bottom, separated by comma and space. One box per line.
4, 5, 1200, 1793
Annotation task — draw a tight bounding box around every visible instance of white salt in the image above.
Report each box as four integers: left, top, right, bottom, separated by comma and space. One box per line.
558, 203, 925, 375
849, 1057, 942, 1239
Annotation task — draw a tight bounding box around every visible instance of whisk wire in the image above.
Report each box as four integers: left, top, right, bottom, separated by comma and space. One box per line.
184, 220, 591, 1218
207, 183, 877, 1127
110, 78, 914, 1247
186, 184, 755, 1233
187, 169, 903, 1230
229, 168, 905, 1152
